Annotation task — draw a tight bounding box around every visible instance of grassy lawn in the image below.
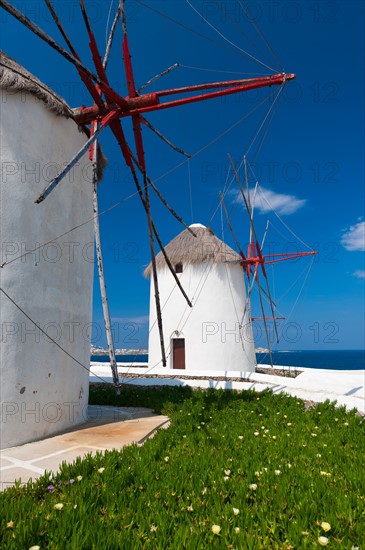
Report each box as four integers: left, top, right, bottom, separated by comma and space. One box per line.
1, 386, 364, 549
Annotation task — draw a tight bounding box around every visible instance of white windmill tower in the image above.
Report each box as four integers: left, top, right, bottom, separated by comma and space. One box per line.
145, 224, 256, 372
0, 52, 102, 448
0, 0, 298, 448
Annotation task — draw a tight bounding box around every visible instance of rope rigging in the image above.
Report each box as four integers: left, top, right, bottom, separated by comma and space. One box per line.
185, 0, 278, 73
0, 0, 303, 377
212, 0, 282, 73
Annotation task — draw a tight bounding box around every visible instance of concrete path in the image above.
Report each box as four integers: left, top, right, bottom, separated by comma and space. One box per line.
0, 406, 169, 491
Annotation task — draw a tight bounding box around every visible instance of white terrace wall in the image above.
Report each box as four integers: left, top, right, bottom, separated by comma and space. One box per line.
148, 261, 256, 372
0, 90, 94, 449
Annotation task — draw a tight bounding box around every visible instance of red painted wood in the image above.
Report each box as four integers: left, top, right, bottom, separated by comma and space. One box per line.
173, 339, 185, 370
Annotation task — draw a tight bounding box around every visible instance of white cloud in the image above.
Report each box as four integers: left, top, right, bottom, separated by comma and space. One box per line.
352, 270, 365, 279
341, 221, 365, 251
234, 186, 307, 215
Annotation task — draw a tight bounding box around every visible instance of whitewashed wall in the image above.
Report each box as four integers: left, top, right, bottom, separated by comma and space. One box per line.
148, 260, 256, 372
0, 91, 94, 449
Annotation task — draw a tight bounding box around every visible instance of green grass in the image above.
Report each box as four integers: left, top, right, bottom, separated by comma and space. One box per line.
1, 386, 364, 549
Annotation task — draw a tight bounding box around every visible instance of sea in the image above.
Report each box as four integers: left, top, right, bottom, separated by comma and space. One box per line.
91, 350, 365, 370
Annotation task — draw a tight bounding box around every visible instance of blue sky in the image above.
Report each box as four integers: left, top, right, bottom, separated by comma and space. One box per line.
1, 0, 364, 351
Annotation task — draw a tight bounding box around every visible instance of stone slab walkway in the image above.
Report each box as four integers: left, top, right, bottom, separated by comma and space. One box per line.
0, 406, 169, 491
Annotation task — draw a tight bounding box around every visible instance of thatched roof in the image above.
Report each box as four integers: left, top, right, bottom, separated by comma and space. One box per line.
144, 223, 241, 277
0, 50, 107, 180
0, 50, 73, 117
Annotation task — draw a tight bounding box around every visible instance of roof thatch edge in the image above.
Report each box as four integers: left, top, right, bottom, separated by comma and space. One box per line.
144, 225, 241, 278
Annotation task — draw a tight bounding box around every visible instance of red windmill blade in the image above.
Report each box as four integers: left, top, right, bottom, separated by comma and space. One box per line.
224, 155, 317, 368
0, 0, 297, 368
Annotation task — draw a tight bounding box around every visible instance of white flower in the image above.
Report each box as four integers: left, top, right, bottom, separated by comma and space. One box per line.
318, 536, 329, 546
187, 505, 193, 512
321, 522, 331, 532
234, 527, 240, 533
320, 471, 331, 477
202, 487, 207, 495
272, 436, 277, 440
344, 422, 349, 426
29, 547, 40, 550
287, 422, 292, 426
287, 463, 292, 469
164, 456, 170, 462
249, 483, 257, 490
150, 524, 158, 532
254, 432, 259, 436
54, 503, 63, 510
238, 435, 243, 440
212, 524, 221, 535
316, 454, 322, 458
98, 467, 105, 473
232, 507, 240, 515
224, 476, 230, 481
76, 475, 82, 481
311, 433, 317, 437
73, 505, 77, 509
224, 469, 231, 476
274, 470, 281, 475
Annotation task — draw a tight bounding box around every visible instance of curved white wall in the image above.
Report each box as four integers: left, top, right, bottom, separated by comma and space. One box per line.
148, 261, 256, 372
0, 91, 94, 449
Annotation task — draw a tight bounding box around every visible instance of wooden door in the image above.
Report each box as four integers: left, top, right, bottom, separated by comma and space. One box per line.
173, 338, 185, 370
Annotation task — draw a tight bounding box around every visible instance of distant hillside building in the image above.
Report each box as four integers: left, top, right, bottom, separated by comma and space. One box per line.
145, 224, 256, 372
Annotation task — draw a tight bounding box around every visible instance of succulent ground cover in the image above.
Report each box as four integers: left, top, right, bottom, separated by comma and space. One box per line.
1, 386, 364, 549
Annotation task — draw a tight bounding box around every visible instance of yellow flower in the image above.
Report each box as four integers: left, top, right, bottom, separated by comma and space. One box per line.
234, 527, 240, 533
164, 456, 170, 462
6, 521, 14, 529
321, 522, 331, 532
212, 524, 221, 535
318, 536, 329, 546
54, 503, 64, 510
232, 507, 240, 515
98, 467, 105, 473
76, 475, 82, 482
150, 524, 158, 532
